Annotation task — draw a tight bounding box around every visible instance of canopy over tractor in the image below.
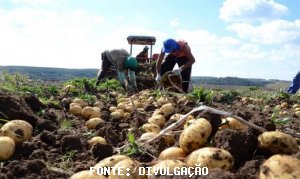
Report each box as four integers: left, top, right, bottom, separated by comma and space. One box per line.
127, 35, 156, 64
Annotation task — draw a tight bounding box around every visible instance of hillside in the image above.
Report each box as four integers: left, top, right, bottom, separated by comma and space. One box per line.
0, 65, 290, 87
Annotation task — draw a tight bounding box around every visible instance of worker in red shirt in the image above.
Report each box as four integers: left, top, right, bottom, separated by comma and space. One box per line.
155, 38, 195, 93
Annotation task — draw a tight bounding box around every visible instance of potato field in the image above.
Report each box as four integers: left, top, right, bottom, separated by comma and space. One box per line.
0, 74, 299, 179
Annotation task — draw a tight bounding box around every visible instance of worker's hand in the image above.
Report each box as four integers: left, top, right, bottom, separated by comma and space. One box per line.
155, 74, 161, 83
173, 68, 182, 75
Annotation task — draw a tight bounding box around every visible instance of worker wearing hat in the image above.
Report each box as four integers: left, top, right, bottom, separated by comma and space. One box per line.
156, 39, 195, 93
96, 49, 138, 91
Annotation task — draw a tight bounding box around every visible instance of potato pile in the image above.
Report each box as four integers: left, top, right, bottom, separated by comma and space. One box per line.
68, 98, 104, 129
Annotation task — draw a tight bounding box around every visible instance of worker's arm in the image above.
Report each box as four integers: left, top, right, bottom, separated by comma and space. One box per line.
128, 70, 138, 91
179, 44, 195, 71
117, 70, 129, 88
156, 50, 166, 74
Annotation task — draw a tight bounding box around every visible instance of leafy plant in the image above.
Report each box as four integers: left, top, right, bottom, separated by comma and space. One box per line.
60, 150, 76, 169
121, 132, 142, 156
188, 87, 214, 105
271, 109, 292, 125
60, 119, 75, 129
97, 78, 124, 92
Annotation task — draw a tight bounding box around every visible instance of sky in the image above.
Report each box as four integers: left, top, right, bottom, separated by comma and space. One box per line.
0, 0, 299, 80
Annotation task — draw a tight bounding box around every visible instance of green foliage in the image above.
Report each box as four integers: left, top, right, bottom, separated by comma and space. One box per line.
60, 119, 75, 129
121, 132, 143, 156
60, 150, 76, 169
188, 87, 214, 104
97, 78, 124, 92
271, 110, 292, 125
82, 131, 97, 138
219, 90, 240, 103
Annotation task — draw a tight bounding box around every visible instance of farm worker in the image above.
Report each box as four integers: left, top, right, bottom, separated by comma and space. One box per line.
287, 71, 300, 94
136, 46, 149, 63
155, 38, 195, 93
95, 49, 138, 92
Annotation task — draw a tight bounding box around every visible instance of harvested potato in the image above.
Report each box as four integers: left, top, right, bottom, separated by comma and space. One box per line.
110, 111, 123, 120
163, 134, 175, 146
73, 98, 88, 108
70, 105, 83, 116
179, 118, 212, 153
94, 155, 129, 168
88, 136, 107, 147
292, 103, 300, 109
280, 102, 288, 109
220, 117, 246, 130
183, 119, 196, 129
170, 114, 194, 122
109, 106, 117, 112
295, 111, 300, 117
157, 97, 170, 106
94, 101, 104, 109
124, 105, 133, 113
185, 147, 234, 171
159, 147, 187, 160
108, 158, 138, 179
69, 170, 107, 179
0, 120, 33, 143
149, 159, 185, 178
90, 109, 101, 118
152, 109, 162, 116
70, 102, 81, 107
140, 132, 157, 141
86, 118, 104, 129
148, 115, 166, 127
82, 106, 95, 119
260, 154, 300, 179
142, 123, 161, 134
258, 131, 299, 154
0, 136, 15, 161
160, 103, 175, 116
123, 112, 131, 120
117, 103, 126, 110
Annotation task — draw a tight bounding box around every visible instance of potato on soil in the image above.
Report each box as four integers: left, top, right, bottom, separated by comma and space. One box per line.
0, 120, 33, 143
260, 154, 300, 179
140, 132, 158, 141
70, 105, 83, 116
108, 158, 138, 179
94, 101, 104, 109
179, 118, 212, 153
69, 170, 107, 179
109, 106, 117, 112
219, 117, 246, 130
160, 103, 175, 116
148, 115, 166, 127
157, 97, 170, 106
142, 123, 161, 134
110, 111, 123, 120
185, 147, 234, 171
258, 131, 299, 154
82, 106, 95, 119
159, 147, 187, 160
73, 98, 88, 108
86, 118, 104, 129
88, 136, 107, 147
94, 155, 130, 168
0, 136, 15, 161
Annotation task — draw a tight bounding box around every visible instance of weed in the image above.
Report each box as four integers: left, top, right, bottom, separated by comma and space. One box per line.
121, 132, 143, 156
82, 131, 97, 138
60, 150, 76, 170
271, 109, 292, 125
60, 119, 75, 129
188, 87, 214, 105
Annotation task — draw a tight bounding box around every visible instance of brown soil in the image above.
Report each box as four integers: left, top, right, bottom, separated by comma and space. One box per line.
0, 89, 299, 179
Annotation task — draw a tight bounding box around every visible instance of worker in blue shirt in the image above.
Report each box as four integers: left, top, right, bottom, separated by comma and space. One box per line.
287, 71, 300, 94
